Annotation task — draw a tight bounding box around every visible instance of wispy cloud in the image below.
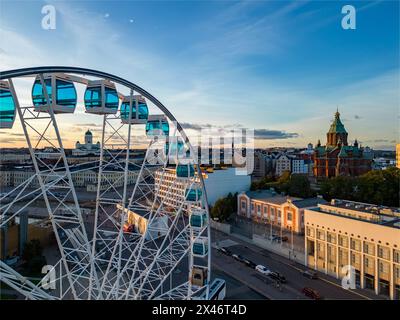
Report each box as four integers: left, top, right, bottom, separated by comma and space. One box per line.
254, 129, 299, 140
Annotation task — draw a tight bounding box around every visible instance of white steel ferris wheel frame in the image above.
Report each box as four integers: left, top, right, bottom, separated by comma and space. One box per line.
0, 66, 211, 300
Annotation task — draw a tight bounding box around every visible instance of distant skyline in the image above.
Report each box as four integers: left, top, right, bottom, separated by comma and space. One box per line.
0, 0, 398, 150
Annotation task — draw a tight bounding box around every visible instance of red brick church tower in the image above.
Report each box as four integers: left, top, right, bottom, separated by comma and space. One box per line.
313, 110, 373, 178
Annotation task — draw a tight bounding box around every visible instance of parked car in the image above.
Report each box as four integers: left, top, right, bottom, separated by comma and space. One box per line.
281, 236, 289, 242
243, 258, 257, 269
302, 270, 318, 279
255, 265, 271, 275
217, 247, 227, 254
268, 271, 287, 283
217, 247, 232, 256
232, 254, 245, 263
301, 287, 321, 300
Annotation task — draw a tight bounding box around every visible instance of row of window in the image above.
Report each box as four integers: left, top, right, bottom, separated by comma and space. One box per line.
312, 243, 400, 278
307, 227, 400, 263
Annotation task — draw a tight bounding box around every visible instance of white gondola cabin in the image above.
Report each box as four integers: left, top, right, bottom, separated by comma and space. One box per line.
84, 80, 119, 114
120, 95, 149, 124
32, 74, 77, 113
0, 80, 16, 129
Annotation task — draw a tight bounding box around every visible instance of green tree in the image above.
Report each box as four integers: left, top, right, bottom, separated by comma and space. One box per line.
319, 167, 400, 207
286, 174, 315, 198
355, 167, 399, 207
210, 193, 238, 222
320, 176, 356, 201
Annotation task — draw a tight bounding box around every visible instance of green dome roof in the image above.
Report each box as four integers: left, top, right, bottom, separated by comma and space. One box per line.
328, 111, 347, 134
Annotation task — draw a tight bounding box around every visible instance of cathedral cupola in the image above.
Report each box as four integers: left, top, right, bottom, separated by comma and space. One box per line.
327, 109, 348, 147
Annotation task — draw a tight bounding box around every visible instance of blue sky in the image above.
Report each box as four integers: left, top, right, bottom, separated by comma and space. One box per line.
0, 0, 399, 149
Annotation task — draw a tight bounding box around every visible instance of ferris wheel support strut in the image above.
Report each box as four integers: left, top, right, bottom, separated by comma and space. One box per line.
9, 78, 79, 299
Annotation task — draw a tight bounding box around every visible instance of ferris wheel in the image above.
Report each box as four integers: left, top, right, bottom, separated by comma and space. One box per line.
0, 67, 211, 300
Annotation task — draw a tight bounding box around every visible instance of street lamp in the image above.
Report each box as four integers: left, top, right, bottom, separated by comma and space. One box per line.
214, 217, 219, 247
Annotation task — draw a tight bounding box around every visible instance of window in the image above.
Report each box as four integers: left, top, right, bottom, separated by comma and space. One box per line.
378, 246, 390, 260
364, 242, 375, 256
396, 266, 400, 279
306, 227, 314, 237
393, 250, 400, 263
351, 239, 361, 251
241, 201, 246, 209
317, 229, 325, 241
287, 212, 292, 221
338, 235, 348, 247
327, 232, 336, 244
379, 262, 389, 274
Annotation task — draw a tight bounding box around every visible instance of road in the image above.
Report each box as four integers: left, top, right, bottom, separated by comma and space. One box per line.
211, 229, 384, 300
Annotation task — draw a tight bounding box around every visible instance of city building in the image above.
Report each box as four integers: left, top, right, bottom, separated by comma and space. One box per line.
72, 130, 100, 156
397, 144, 400, 169
275, 153, 291, 177
237, 189, 326, 234
313, 110, 373, 178
0, 165, 140, 192
0, 150, 31, 164
373, 157, 396, 170
304, 199, 400, 300
154, 166, 251, 208
291, 158, 311, 175
253, 151, 273, 179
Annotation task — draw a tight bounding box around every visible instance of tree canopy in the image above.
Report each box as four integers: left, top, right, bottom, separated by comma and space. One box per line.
210, 192, 238, 222
320, 167, 399, 207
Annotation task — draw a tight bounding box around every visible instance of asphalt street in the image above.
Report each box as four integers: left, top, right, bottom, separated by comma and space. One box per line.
211, 229, 385, 300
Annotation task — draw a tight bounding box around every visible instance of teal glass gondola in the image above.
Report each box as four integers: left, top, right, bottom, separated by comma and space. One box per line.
120, 95, 149, 124
84, 80, 119, 114
176, 164, 195, 178
185, 188, 202, 202
192, 238, 208, 257
146, 115, 169, 136
32, 76, 77, 113
0, 81, 16, 129
190, 210, 208, 228
168, 139, 185, 158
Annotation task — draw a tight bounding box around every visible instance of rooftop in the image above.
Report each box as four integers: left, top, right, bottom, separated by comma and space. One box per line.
309, 199, 400, 228
244, 190, 325, 208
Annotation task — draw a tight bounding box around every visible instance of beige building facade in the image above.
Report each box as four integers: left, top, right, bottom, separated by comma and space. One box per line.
304, 199, 400, 300
237, 190, 325, 234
